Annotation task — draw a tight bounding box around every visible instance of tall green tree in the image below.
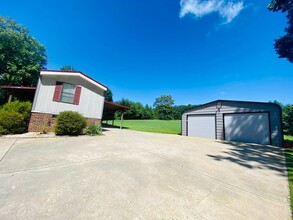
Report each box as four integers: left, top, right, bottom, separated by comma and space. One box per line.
153, 95, 174, 120
172, 104, 197, 120
268, 0, 293, 62
60, 65, 76, 71
105, 89, 113, 102
269, 100, 293, 135
116, 98, 147, 119
144, 104, 155, 119
0, 16, 47, 86
269, 100, 285, 108
283, 105, 293, 135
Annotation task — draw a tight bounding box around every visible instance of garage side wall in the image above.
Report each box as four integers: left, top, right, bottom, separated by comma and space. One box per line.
182, 101, 283, 147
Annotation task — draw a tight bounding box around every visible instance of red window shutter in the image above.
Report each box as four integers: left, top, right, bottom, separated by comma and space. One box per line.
73, 86, 82, 105
52, 81, 63, 102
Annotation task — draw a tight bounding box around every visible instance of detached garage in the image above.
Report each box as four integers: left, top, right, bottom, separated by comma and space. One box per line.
182, 100, 283, 147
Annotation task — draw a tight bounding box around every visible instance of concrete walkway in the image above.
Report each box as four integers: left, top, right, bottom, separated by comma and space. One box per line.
0, 128, 291, 219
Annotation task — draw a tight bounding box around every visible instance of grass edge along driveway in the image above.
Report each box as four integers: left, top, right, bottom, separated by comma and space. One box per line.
285, 147, 293, 215
103, 119, 181, 134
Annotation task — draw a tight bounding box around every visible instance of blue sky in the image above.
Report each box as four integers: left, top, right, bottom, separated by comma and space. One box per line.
1, 0, 292, 105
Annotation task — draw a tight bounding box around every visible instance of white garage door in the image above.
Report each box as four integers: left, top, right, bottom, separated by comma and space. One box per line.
224, 113, 270, 145
187, 115, 216, 139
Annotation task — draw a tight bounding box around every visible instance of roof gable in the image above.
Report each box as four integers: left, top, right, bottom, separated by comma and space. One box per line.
183, 99, 281, 114
40, 70, 108, 91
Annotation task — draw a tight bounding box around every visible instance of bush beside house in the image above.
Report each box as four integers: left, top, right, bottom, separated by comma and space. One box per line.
0, 101, 32, 135
0, 101, 99, 136
55, 111, 87, 136
0, 111, 26, 134
1, 100, 32, 122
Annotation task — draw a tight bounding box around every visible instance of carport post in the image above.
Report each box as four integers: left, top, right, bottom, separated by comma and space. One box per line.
120, 113, 124, 129
8, 94, 12, 103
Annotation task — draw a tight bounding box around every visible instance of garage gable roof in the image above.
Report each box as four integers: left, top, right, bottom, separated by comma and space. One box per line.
182, 100, 281, 114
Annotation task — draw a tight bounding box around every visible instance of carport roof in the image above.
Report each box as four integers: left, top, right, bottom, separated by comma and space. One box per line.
0, 86, 37, 101
103, 101, 129, 111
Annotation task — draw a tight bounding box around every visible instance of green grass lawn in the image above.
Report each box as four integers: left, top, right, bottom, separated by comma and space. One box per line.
284, 148, 293, 212
285, 135, 293, 142
103, 119, 181, 134
284, 135, 293, 213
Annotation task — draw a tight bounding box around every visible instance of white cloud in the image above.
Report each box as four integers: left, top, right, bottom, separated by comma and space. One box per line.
180, 0, 244, 24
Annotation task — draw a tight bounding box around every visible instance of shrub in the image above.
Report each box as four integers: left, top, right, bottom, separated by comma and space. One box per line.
1, 101, 32, 122
86, 123, 102, 136
55, 111, 87, 136
0, 126, 8, 135
0, 111, 26, 134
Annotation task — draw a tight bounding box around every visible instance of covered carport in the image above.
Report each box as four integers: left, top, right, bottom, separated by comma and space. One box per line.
102, 101, 129, 129
0, 86, 36, 102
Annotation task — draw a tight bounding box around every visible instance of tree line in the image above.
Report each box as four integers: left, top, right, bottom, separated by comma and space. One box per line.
115, 95, 196, 120
271, 101, 293, 136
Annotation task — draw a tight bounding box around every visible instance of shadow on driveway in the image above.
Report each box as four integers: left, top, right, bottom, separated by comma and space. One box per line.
207, 141, 287, 176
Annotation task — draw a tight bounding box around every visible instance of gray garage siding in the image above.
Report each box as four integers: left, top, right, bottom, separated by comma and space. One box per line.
182, 100, 283, 147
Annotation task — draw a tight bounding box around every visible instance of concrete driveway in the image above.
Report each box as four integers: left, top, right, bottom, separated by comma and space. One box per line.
0, 128, 291, 219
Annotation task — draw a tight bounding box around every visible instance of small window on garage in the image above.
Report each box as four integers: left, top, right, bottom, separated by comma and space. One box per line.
60, 83, 75, 103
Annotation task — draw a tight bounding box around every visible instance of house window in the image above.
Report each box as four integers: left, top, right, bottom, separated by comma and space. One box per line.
53, 81, 82, 105
60, 83, 75, 103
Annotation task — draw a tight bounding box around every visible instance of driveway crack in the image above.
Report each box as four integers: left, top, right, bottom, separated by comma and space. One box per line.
0, 149, 147, 175
0, 139, 17, 164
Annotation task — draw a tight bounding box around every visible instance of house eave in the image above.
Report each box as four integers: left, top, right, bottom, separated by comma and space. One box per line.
40, 70, 108, 91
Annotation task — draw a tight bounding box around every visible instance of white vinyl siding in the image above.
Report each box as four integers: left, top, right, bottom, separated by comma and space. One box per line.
32, 75, 105, 119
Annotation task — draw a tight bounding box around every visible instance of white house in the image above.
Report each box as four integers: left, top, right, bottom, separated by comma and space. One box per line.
28, 70, 108, 132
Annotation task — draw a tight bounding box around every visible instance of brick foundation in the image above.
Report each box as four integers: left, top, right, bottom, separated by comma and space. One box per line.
87, 118, 101, 125
28, 112, 56, 132
28, 112, 101, 132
